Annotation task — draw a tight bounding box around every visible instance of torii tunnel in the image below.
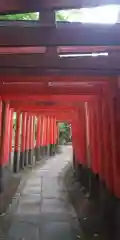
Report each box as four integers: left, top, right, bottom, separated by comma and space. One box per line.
1, 0, 120, 236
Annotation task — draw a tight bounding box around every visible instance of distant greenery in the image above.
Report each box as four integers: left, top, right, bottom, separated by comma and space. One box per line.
59, 122, 71, 144
1, 8, 120, 23
0, 12, 39, 20
0, 12, 69, 21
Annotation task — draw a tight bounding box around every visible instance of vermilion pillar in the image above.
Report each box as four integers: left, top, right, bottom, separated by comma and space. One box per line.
72, 114, 81, 165
0, 101, 7, 193
33, 116, 36, 163
46, 116, 50, 156
95, 98, 105, 180
93, 101, 101, 176
44, 116, 49, 157
77, 106, 87, 166
101, 96, 114, 193
36, 116, 41, 161
4, 105, 11, 167
8, 109, 13, 170
24, 114, 30, 166
44, 116, 48, 156
28, 116, 34, 165
86, 100, 100, 198
52, 117, 56, 155
78, 106, 88, 189
88, 101, 99, 175
94, 97, 112, 201
0, 100, 2, 134
20, 112, 27, 169
109, 95, 119, 197
72, 111, 85, 181
13, 111, 21, 173
49, 117, 54, 156
41, 116, 46, 157
54, 118, 57, 153
56, 121, 59, 145
110, 89, 120, 239
40, 116, 44, 157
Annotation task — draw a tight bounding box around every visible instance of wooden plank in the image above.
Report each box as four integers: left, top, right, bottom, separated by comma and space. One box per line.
0, 46, 46, 54
0, 53, 120, 70
0, 53, 120, 76
0, 22, 120, 46
0, 68, 119, 76
2, 94, 94, 101
10, 104, 75, 111
0, 46, 119, 54
34, 112, 73, 123
0, 0, 119, 14
0, 83, 102, 95
58, 46, 120, 54
1, 75, 108, 83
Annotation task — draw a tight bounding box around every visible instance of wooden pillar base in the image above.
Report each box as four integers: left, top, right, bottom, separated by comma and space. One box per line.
9, 152, 13, 171
45, 146, 48, 156
115, 200, 120, 240
100, 186, 117, 240
73, 150, 100, 199
80, 166, 100, 199
49, 144, 52, 156
0, 165, 3, 194
41, 146, 46, 157
52, 144, 56, 155
13, 151, 20, 173
73, 157, 82, 180
24, 150, 29, 167
19, 152, 25, 169
49, 144, 55, 156
35, 147, 41, 161
28, 149, 33, 165
46, 145, 50, 157
39, 147, 42, 159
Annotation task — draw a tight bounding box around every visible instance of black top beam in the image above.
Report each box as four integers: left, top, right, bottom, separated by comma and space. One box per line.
0, 0, 120, 14
0, 22, 120, 47
0, 53, 119, 70
0, 68, 119, 76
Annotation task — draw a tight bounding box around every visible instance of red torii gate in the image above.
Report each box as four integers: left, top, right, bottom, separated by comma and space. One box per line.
0, 1, 120, 235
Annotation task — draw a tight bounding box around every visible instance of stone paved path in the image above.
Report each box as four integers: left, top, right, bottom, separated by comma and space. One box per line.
6, 146, 80, 240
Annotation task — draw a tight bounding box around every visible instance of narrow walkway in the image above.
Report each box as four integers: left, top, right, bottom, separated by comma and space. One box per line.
6, 146, 80, 240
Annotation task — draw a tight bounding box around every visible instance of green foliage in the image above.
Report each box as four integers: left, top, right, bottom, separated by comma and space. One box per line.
0, 12, 39, 20
0, 12, 68, 21
56, 12, 69, 21
59, 122, 71, 144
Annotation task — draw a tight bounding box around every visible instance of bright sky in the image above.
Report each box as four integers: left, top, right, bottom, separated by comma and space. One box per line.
61, 4, 120, 24
59, 5, 120, 58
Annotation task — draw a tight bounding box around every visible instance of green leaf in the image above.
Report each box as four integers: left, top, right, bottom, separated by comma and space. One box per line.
0, 12, 39, 20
